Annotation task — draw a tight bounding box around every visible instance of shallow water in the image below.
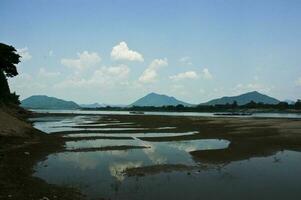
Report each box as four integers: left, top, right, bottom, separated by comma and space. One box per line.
34, 150, 301, 200
31, 115, 177, 134
32, 109, 301, 119
34, 138, 231, 198
32, 114, 301, 199
64, 131, 198, 138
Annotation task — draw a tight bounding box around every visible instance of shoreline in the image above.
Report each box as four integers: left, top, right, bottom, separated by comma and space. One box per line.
1, 109, 301, 199
0, 106, 84, 200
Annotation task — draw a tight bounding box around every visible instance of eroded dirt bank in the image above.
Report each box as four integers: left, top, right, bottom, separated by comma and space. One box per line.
0, 107, 83, 200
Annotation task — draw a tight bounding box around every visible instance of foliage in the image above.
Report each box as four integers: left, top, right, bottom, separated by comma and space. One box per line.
83, 100, 301, 112
0, 43, 21, 104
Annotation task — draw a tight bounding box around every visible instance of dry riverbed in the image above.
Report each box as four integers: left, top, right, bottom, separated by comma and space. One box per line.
1, 112, 301, 199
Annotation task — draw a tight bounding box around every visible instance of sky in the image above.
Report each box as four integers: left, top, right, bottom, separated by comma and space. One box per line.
1, 0, 301, 104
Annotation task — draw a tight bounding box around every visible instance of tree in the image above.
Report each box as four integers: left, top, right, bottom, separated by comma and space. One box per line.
276, 102, 289, 109
176, 104, 184, 109
295, 100, 301, 110
232, 100, 238, 108
0, 43, 21, 104
245, 100, 257, 108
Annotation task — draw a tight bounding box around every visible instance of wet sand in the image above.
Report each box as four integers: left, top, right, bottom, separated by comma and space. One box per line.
2, 112, 301, 199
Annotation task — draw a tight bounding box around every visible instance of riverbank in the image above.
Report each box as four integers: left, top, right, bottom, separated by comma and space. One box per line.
0, 106, 84, 200
1, 109, 301, 199
32, 112, 301, 163
48, 113, 301, 163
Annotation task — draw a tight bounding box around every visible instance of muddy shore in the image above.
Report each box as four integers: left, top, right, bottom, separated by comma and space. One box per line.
1, 111, 301, 199
0, 107, 84, 200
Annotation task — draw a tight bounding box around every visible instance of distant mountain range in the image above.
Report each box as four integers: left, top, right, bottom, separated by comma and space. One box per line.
130, 92, 192, 107
80, 103, 126, 108
284, 99, 295, 105
21, 95, 80, 110
202, 91, 280, 106
21, 91, 283, 110
80, 103, 107, 108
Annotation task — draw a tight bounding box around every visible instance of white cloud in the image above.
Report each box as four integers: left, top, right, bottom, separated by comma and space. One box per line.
38, 68, 60, 78
201, 68, 213, 80
179, 56, 192, 65
10, 67, 62, 95
169, 71, 198, 81
109, 161, 142, 181
111, 41, 144, 62
17, 47, 32, 61
61, 51, 101, 70
92, 65, 130, 80
296, 77, 301, 86
139, 58, 168, 83
54, 65, 130, 89
8, 73, 48, 98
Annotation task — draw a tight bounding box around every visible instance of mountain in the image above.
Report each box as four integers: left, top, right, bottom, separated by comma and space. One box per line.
80, 103, 106, 108
202, 91, 280, 106
21, 95, 80, 110
80, 103, 127, 108
130, 92, 192, 107
284, 99, 295, 105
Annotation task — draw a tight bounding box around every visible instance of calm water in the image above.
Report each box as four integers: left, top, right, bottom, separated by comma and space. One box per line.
31, 109, 301, 119
32, 114, 301, 200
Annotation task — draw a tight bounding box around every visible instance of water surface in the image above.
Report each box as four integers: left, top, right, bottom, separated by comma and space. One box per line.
32, 109, 301, 119
32, 113, 301, 200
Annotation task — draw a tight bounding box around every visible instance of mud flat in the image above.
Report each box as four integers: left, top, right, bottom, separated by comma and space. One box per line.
0, 107, 83, 200
2, 111, 301, 200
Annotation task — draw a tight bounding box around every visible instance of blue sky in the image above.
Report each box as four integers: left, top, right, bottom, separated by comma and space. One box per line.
1, 0, 301, 104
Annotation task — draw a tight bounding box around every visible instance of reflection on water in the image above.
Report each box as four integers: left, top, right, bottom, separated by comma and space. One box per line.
64, 131, 198, 138
32, 114, 301, 199
31, 115, 176, 134
65, 139, 141, 150
34, 150, 301, 200
32, 109, 301, 119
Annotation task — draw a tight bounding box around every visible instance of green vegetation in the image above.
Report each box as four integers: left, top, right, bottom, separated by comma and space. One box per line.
84, 100, 301, 112
202, 91, 280, 105
21, 95, 80, 110
130, 92, 192, 107
0, 43, 21, 105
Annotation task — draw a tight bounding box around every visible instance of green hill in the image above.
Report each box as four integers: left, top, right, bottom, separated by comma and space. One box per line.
130, 92, 192, 107
202, 91, 280, 106
21, 95, 80, 110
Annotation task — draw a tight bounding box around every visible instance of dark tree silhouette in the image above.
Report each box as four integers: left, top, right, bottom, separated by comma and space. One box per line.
295, 100, 301, 110
232, 100, 238, 108
0, 43, 21, 104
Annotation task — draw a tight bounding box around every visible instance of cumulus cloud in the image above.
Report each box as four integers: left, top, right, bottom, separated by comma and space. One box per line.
54, 65, 130, 89
93, 65, 130, 80
17, 47, 32, 61
109, 161, 143, 181
13, 68, 60, 95
61, 51, 101, 70
201, 68, 213, 80
179, 56, 192, 65
38, 68, 60, 78
8, 72, 50, 98
139, 58, 168, 83
169, 71, 198, 81
111, 41, 144, 62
